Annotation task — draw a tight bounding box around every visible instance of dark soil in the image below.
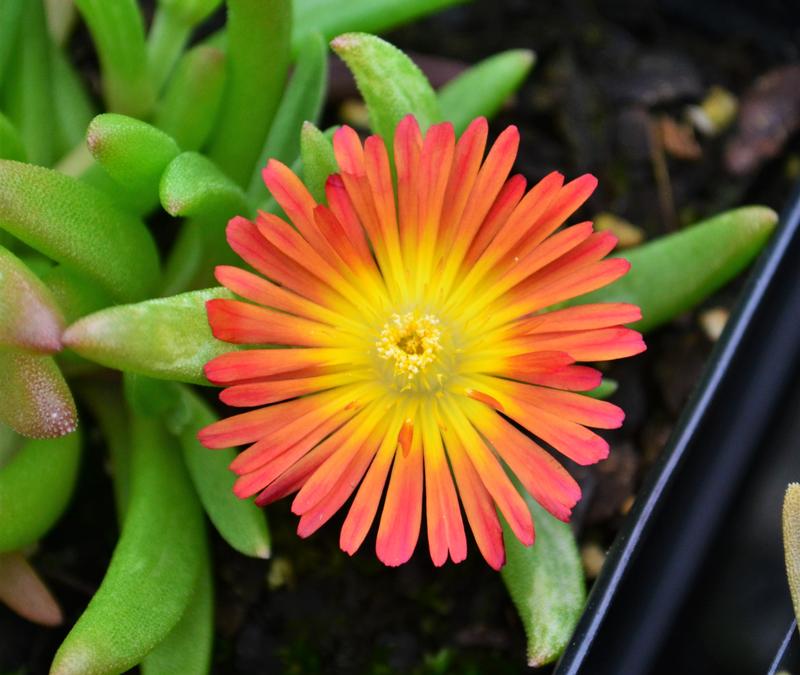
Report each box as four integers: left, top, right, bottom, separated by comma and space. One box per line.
2, 1, 800, 673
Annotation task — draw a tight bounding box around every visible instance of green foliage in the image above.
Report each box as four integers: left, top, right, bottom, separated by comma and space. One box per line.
0, 352, 77, 438
784, 484, 800, 630
208, 0, 292, 186
87, 114, 181, 212
574, 206, 778, 331
0, 245, 65, 353
438, 49, 536, 134
0, 161, 160, 302
154, 44, 226, 151
300, 122, 338, 202
331, 32, 442, 148
247, 31, 328, 199
0, 429, 82, 551
501, 495, 585, 667
161, 152, 250, 220
74, 0, 154, 117
51, 413, 204, 675
63, 288, 235, 384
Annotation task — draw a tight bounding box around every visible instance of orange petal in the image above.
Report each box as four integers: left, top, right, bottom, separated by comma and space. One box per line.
204, 348, 343, 385
394, 115, 423, 253
220, 372, 351, 407
519, 326, 646, 361
324, 174, 376, 268
297, 425, 384, 538
468, 408, 580, 522
439, 117, 489, 248
197, 395, 323, 448
421, 409, 466, 566
262, 159, 331, 258
339, 414, 405, 556
464, 173, 527, 266
518, 302, 642, 334
442, 401, 533, 547
375, 427, 424, 566
444, 427, 505, 570
215, 265, 337, 325
207, 298, 337, 347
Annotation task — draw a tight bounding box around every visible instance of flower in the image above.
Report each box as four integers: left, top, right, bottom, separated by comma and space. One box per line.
198, 115, 645, 569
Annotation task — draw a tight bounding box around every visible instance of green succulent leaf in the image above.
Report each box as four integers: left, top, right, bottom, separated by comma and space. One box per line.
586, 378, 618, 400
0, 160, 160, 302
300, 122, 338, 203
0, 113, 26, 162
154, 44, 226, 152
293, 0, 464, 47
0, 351, 77, 438
74, 0, 155, 117
247, 31, 328, 199
501, 491, 586, 667
3, 0, 56, 167
0, 428, 82, 552
62, 288, 236, 385
141, 535, 213, 675
176, 385, 271, 558
331, 33, 441, 148
50, 43, 95, 158
0, 551, 63, 627
208, 0, 292, 187
51, 411, 204, 675
0, 245, 65, 353
39, 265, 115, 324
87, 113, 182, 213
572, 206, 778, 332
783, 483, 800, 629
161, 152, 251, 221
147, 0, 219, 92
438, 49, 535, 134
0, 0, 25, 88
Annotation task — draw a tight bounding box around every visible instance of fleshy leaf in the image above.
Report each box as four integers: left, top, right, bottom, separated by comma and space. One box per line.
50, 411, 204, 675
0, 427, 82, 551
176, 385, 271, 558
572, 206, 778, 332
292, 0, 464, 47
783, 483, 800, 628
438, 49, 535, 134
0, 160, 160, 302
140, 535, 213, 675
0, 552, 63, 626
331, 33, 441, 148
0, 351, 77, 438
160, 152, 251, 221
0, 0, 25, 88
39, 265, 115, 324
3, 0, 56, 167
0, 245, 65, 353
147, 0, 223, 90
247, 31, 328, 199
501, 491, 586, 667
62, 288, 236, 385
87, 113, 181, 213
153, 44, 226, 151
50, 42, 95, 158
73, 0, 154, 117
300, 122, 338, 203
0, 113, 26, 162
207, 0, 291, 187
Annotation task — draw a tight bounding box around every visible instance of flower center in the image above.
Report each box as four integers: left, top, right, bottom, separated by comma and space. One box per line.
377, 312, 443, 381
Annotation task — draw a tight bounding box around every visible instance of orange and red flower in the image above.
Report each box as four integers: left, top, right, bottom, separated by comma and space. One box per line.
198, 115, 645, 569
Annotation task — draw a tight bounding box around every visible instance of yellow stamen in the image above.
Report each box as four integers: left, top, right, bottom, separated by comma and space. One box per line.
377, 311, 442, 381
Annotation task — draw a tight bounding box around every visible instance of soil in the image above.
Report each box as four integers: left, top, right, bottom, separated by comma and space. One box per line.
2, 0, 800, 673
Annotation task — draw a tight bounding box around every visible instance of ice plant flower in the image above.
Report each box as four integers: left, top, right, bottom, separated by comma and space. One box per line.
198, 115, 645, 569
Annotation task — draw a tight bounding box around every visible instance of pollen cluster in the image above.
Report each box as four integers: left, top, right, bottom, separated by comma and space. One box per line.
376, 311, 442, 380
